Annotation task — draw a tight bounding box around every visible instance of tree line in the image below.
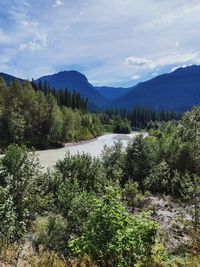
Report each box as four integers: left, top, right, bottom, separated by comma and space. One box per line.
105, 106, 182, 129
0, 77, 103, 149
31, 79, 88, 110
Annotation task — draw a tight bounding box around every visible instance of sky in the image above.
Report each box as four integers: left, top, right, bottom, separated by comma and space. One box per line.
0, 0, 200, 87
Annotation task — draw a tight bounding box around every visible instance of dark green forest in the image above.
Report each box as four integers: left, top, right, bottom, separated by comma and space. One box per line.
31, 79, 89, 110
0, 107, 200, 266
105, 107, 182, 130
0, 77, 104, 149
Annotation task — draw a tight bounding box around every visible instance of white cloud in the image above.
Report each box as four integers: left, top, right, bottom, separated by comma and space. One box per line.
131, 75, 140, 80
0, 54, 11, 64
53, 0, 63, 8
170, 64, 192, 72
155, 51, 200, 68
0, 28, 12, 45
125, 56, 153, 68
20, 41, 43, 51
152, 72, 158, 77
175, 41, 179, 48
0, 48, 18, 73
134, 2, 200, 32
126, 51, 200, 71
20, 34, 48, 51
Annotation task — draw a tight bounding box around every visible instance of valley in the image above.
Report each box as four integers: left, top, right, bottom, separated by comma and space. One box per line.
0, 1, 200, 265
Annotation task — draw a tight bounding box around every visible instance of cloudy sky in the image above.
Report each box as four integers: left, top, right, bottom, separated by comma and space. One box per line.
0, 0, 200, 87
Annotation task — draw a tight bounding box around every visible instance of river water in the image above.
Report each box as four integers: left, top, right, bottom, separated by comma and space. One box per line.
37, 132, 144, 170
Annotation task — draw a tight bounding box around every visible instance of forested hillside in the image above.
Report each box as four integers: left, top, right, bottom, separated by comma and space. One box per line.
0, 77, 103, 149
0, 107, 199, 266
37, 71, 107, 108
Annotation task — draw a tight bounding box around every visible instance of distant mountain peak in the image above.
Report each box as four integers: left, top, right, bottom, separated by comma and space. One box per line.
112, 64, 200, 112
56, 70, 85, 76
40, 70, 90, 83
37, 70, 107, 108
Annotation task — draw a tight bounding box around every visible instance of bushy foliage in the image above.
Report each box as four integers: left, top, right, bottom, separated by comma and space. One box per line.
70, 188, 158, 267
33, 192, 99, 256
113, 117, 132, 134
122, 113, 200, 199
1, 106, 200, 265
55, 152, 107, 193
0, 145, 41, 241
122, 180, 146, 207
104, 107, 181, 130
101, 141, 125, 183
123, 134, 151, 186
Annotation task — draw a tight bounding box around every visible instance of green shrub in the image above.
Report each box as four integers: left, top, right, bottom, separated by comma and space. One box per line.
70, 188, 158, 266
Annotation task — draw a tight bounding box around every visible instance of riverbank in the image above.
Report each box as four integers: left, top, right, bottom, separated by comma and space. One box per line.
63, 132, 133, 147
64, 138, 97, 147
0, 132, 144, 169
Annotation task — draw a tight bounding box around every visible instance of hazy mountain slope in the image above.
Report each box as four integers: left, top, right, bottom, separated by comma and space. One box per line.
0, 72, 24, 84
112, 65, 200, 112
95, 86, 132, 100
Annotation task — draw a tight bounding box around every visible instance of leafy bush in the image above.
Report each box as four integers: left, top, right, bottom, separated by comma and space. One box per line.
101, 141, 125, 183
70, 188, 158, 266
123, 134, 151, 186
113, 117, 132, 134
0, 144, 41, 240
122, 180, 145, 207
55, 152, 107, 193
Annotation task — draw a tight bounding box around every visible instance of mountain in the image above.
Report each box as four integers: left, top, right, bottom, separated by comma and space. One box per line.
37, 71, 107, 107
2, 65, 200, 112
112, 65, 200, 112
0, 72, 24, 84
95, 86, 132, 101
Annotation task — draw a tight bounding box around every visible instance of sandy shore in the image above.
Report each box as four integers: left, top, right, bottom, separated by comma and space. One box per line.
64, 137, 100, 147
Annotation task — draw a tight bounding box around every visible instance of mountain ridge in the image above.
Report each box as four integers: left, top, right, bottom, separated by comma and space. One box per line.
1, 65, 200, 112
36, 70, 107, 108
0, 72, 24, 84
111, 65, 200, 112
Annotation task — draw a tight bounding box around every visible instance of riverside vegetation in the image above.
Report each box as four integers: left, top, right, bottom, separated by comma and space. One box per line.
0, 77, 103, 149
0, 105, 200, 266
0, 77, 134, 150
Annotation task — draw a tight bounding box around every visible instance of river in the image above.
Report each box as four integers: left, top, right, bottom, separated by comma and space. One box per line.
37, 132, 144, 170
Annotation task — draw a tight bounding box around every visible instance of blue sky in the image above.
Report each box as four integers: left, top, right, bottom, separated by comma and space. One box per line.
0, 0, 200, 87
